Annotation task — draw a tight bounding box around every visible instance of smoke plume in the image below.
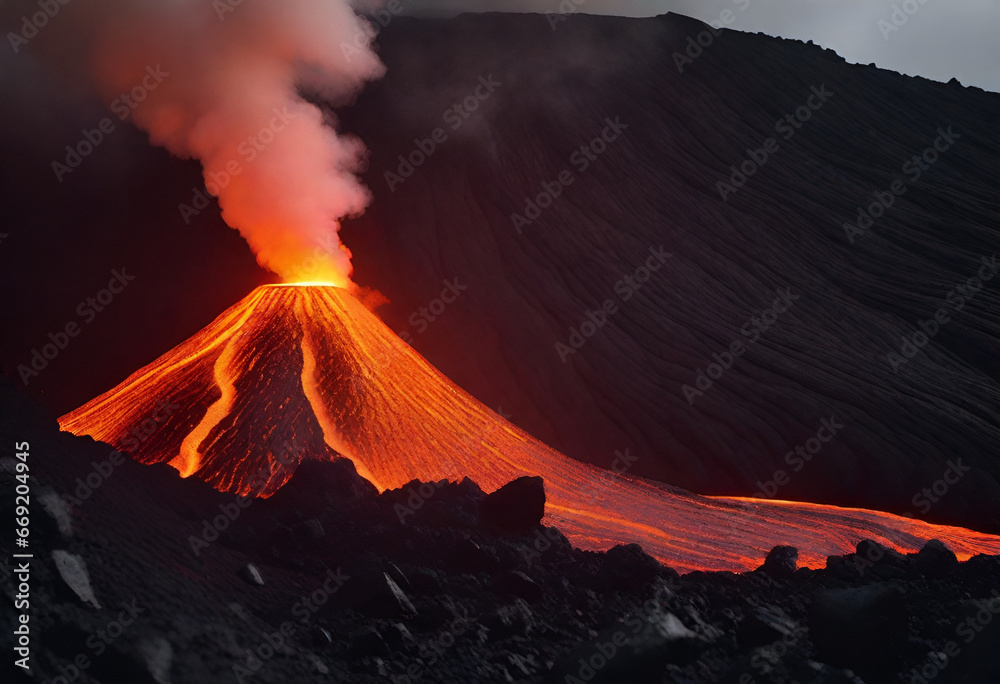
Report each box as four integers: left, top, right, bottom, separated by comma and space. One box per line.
80, 0, 384, 288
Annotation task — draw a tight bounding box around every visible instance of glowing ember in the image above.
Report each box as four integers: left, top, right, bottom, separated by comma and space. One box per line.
59, 286, 1000, 573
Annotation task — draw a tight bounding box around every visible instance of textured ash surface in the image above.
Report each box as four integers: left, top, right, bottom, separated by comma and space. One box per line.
2, 381, 998, 684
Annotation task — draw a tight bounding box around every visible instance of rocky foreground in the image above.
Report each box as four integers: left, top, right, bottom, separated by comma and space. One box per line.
1, 396, 998, 684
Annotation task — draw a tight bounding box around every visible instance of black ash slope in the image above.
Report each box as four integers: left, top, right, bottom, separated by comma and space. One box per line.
340, 12, 1000, 533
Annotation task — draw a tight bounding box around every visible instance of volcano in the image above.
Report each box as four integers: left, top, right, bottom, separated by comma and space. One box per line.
59, 285, 1000, 573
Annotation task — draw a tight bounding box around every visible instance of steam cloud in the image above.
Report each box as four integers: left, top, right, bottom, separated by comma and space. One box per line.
88, 0, 385, 288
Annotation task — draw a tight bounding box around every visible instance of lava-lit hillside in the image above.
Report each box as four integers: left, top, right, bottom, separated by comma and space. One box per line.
338, 12, 1000, 532
60, 285, 1000, 573
6, 12, 1000, 535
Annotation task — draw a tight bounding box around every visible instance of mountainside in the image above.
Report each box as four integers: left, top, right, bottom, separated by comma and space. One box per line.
336, 12, 1000, 532
3, 11, 998, 536
59, 285, 1000, 573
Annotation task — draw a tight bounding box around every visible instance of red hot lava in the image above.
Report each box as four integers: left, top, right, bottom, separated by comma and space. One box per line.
60, 285, 1000, 574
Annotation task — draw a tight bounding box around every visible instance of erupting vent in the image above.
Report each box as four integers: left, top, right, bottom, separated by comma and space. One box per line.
59, 285, 1000, 572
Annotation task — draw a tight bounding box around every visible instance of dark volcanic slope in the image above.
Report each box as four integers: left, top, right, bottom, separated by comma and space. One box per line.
5, 381, 1000, 684
339, 12, 1000, 532
58, 285, 1000, 573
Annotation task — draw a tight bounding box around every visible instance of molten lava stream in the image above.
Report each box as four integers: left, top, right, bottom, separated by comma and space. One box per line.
59, 285, 1000, 574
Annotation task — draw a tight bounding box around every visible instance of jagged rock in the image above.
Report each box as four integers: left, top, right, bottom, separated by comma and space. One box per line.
735, 604, 800, 655
595, 544, 662, 592
407, 567, 443, 594
493, 570, 544, 603
384, 622, 414, 648
809, 583, 908, 681
854, 539, 909, 579
386, 562, 410, 589
759, 545, 798, 580
411, 601, 455, 632
479, 476, 545, 533
915, 539, 959, 577
484, 600, 534, 639
736, 612, 782, 649
265, 458, 378, 518
547, 611, 704, 684
308, 626, 333, 649
90, 642, 164, 684
340, 562, 417, 619
52, 550, 100, 609
136, 637, 173, 684
348, 626, 389, 659
444, 537, 498, 573
238, 563, 265, 586
38, 486, 73, 537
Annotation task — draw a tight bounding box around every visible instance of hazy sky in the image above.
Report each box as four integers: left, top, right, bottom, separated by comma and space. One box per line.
405, 0, 1000, 93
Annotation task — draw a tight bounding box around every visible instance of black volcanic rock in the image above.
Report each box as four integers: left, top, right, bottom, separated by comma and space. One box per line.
2, 380, 1000, 683
493, 570, 544, 603
347, 626, 389, 660
338, 558, 418, 619
915, 538, 960, 577
478, 476, 546, 533
809, 584, 908, 681
759, 545, 799, 580
595, 543, 665, 592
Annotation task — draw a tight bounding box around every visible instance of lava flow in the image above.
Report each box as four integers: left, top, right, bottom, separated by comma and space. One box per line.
59, 285, 1000, 573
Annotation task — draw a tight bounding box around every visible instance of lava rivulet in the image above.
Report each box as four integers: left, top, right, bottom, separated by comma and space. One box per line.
59, 286, 1000, 573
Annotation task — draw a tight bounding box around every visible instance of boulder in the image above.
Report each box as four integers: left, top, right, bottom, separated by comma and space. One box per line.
479, 476, 545, 533
759, 545, 798, 580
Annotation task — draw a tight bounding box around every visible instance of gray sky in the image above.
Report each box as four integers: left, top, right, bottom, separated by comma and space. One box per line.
405, 0, 1000, 93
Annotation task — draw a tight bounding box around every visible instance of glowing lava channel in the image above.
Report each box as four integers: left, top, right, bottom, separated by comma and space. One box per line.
171, 335, 240, 477
59, 285, 1000, 573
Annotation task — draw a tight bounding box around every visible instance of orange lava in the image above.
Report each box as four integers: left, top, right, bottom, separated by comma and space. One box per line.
59, 285, 1000, 573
